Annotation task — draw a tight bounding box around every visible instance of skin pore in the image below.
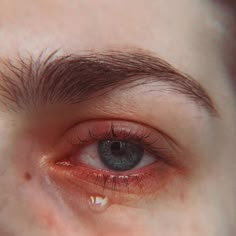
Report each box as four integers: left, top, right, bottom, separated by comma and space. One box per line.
0, 0, 235, 236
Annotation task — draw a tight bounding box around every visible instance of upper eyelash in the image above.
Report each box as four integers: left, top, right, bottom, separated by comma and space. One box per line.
69, 123, 170, 164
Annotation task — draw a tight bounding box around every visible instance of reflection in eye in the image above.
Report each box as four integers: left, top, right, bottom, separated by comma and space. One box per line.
45, 120, 187, 213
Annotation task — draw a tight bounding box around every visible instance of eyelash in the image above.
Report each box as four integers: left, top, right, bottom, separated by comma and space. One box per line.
68, 123, 168, 164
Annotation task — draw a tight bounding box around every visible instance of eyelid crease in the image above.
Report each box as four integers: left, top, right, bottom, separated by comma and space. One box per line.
0, 49, 218, 116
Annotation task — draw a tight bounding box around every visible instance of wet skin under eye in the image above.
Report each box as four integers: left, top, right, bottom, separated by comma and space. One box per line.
42, 120, 188, 212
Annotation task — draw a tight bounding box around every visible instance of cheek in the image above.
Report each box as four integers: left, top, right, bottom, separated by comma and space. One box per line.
2, 136, 214, 236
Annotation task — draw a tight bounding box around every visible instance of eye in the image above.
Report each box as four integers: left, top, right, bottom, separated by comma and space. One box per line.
44, 120, 187, 211
72, 139, 155, 172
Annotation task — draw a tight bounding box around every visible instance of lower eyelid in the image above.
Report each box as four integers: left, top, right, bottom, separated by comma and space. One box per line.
43, 158, 186, 211
51, 157, 179, 195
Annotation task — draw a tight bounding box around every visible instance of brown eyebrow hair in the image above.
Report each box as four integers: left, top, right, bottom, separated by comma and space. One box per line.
0, 50, 218, 115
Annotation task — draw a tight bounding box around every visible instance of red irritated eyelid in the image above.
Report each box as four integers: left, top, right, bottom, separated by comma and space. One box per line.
42, 120, 188, 212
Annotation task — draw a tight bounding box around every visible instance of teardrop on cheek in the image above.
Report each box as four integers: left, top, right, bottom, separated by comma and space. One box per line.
88, 195, 110, 213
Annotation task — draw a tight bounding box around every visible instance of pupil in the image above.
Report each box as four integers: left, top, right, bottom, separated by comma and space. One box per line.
110, 141, 125, 156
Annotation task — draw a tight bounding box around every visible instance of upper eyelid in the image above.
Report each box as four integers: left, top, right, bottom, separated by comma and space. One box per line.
0, 49, 218, 116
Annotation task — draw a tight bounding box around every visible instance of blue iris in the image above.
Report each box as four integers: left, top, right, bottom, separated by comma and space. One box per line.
98, 140, 144, 171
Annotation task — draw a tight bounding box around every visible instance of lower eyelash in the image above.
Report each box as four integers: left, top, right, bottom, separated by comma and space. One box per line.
80, 169, 150, 193
54, 160, 160, 195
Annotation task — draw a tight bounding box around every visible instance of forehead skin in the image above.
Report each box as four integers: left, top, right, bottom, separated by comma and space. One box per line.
0, 0, 235, 111
0, 1, 235, 236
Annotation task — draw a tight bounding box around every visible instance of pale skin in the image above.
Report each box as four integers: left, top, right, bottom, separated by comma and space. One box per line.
0, 0, 235, 236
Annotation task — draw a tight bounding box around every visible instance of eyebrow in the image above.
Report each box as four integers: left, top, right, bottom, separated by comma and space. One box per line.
0, 50, 218, 115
